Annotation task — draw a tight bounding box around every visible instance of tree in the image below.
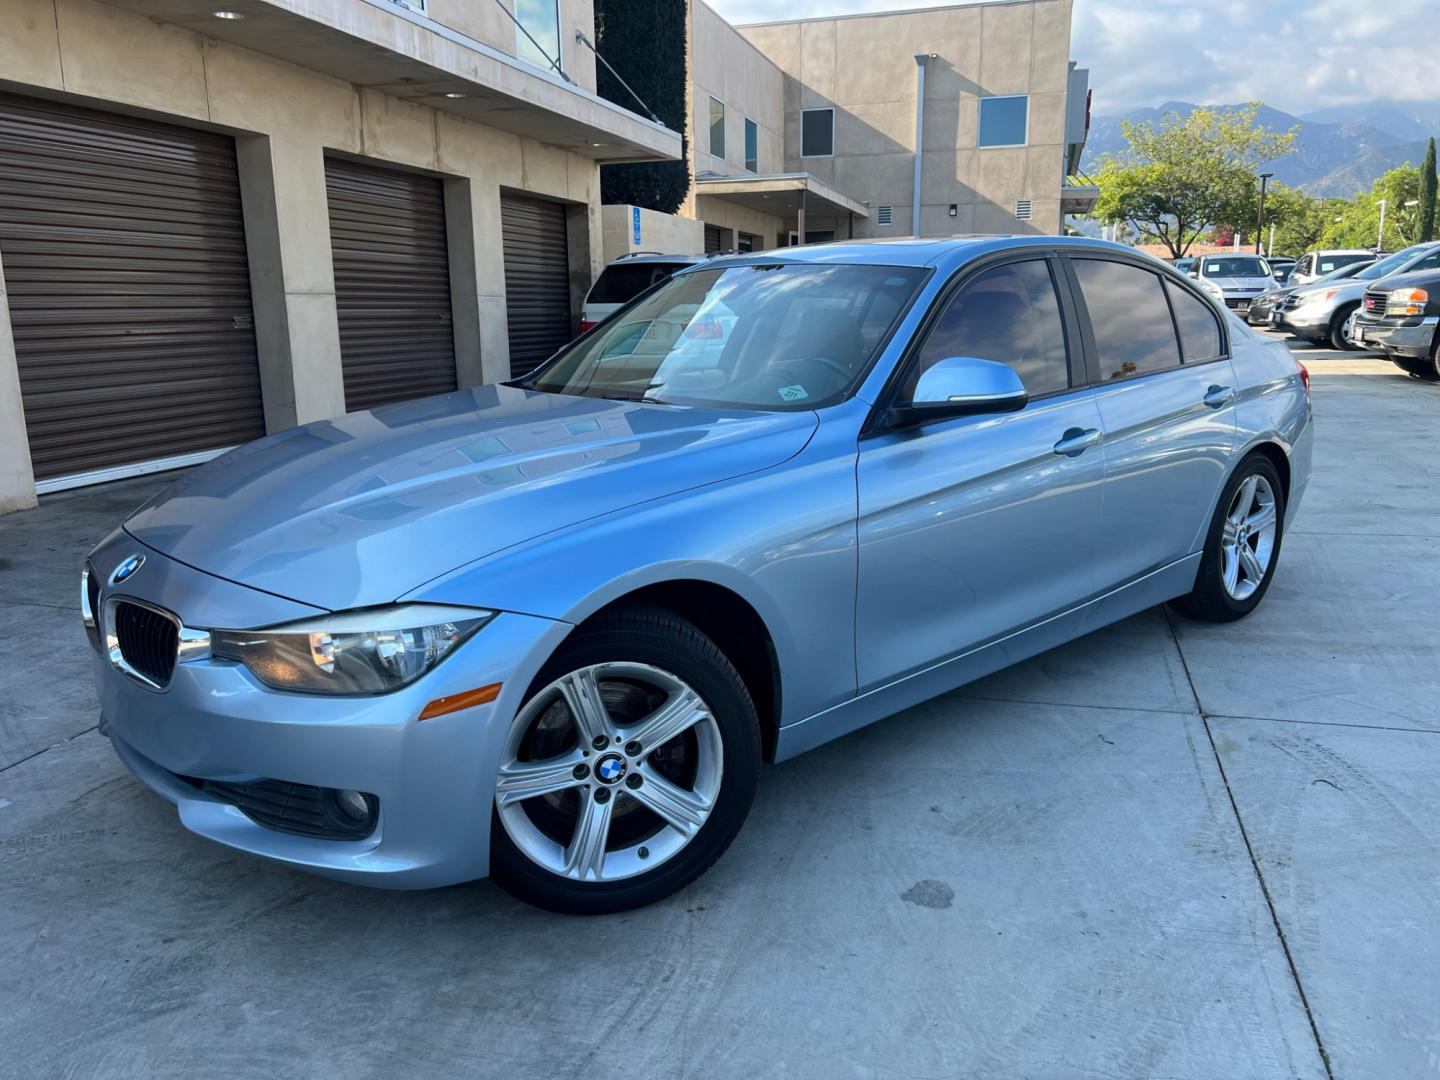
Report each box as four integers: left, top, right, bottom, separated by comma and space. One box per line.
1420, 137, 1437, 243
1093, 103, 1297, 258
1321, 165, 1422, 250
594, 0, 689, 213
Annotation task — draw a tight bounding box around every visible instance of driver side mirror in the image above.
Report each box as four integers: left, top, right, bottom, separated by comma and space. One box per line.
890, 356, 1028, 428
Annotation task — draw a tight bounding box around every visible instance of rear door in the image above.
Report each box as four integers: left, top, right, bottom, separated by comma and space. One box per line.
1066, 256, 1237, 590
856, 255, 1105, 688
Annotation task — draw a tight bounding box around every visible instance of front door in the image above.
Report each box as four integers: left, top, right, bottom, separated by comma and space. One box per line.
1066, 257, 1238, 591
856, 257, 1105, 689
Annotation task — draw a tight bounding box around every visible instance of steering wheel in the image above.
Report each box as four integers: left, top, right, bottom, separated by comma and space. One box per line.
784, 354, 854, 384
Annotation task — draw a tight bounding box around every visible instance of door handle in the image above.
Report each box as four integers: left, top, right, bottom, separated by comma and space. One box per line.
1203, 384, 1235, 409
1053, 427, 1102, 457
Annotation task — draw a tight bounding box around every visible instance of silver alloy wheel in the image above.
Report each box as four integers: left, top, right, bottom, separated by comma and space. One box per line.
1221, 473, 1278, 601
1342, 309, 1358, 347
495, 662, 723, 883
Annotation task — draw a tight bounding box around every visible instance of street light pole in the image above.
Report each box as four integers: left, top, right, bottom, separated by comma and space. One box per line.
1377, 198, 1387, 252
1255, 172, 1273, 255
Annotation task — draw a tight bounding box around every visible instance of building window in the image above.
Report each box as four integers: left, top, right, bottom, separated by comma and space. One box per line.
876, 205, 893, 226
1015, 199, 1033, 221
978, 95, 1029, 148
709, 97, 726, 159
515, 0, 561, 73
801, 108, 834, 158
744, 117, 758, 173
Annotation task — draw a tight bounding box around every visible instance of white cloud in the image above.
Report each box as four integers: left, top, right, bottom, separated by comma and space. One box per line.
704, 0, 1440, 115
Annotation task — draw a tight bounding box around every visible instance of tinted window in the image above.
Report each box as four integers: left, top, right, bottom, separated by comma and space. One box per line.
744, 117, 758, 173
1074, 259, 1182, 380
1408, 249, 1440, 273
588, 263, 689, 305
709, 97, 725, 158
1165, 281, 1222, 363
1202, 257, 1269, 277
978, 96, 1029, 147
801, 109, 833, 157
1315, 253, 1370, 274
909, 259, 1070, 398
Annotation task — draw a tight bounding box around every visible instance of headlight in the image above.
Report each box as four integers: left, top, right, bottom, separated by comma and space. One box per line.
1200, 279, 1224, 297
1387, 286, 1428, 316
211, 604, 494, 694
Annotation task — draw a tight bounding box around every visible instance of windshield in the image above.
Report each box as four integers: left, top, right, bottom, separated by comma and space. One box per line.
1203, 257, 1270, 277
525, 262, 929, 410
1355, 247, 1428, 281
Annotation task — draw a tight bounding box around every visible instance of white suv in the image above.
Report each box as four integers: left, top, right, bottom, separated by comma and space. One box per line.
580, 253, 708, 333
1288, 249, 1374, 286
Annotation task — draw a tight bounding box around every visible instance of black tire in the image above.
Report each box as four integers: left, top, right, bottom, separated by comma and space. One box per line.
1393, 356, 1437, 380
1328, 303, 1360, 351
1169, 454, 1286, 623
489, 606, 761, 914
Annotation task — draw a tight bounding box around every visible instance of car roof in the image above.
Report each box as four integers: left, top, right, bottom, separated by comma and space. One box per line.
1309, 248, 1374, 256
678, 234, 1155, 274
605, 253, 710, 266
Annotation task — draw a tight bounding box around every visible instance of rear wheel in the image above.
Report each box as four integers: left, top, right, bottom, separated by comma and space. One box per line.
1329, 304, 1360, 351
1393, 356, 1437, 380
489, 607, 760, 914
1170, 455, 1285, 623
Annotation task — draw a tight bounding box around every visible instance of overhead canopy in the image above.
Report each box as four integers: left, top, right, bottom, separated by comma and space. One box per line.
98, 0, 683, 163
694, 172, 870, 220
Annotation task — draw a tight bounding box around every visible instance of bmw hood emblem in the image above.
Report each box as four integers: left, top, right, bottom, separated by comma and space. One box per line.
595, 753, 627, 784
110, 553, 145, 586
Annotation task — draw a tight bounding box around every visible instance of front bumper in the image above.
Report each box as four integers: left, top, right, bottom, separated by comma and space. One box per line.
1273, 302, 1335, 336
89, 533, 570, 889
1351, 314, 1438, 358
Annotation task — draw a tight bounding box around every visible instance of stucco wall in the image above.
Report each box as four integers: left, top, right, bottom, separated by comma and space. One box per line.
0, 0, 608, 507
687, 0, 785, 181
600, 205, 707, 262
421, 0, 598, 93
739, 0, 1073, 237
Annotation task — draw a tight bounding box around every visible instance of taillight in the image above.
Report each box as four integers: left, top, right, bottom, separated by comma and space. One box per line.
1297, 361, 1310, 394
579, 319, 598, 334
685, 318, 725, 340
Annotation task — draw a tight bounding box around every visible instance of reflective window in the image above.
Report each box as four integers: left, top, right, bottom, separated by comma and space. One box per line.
909, 259, 1071, 399
1201, 256, 1270, 277
1074, 259, 1182, 380
1165, 281, 1222, 363
744, 117, 758, 173
801, 108, 834, 157
515, 0, 560, 72
709, 97, 725, 159
978, 95, 1029, 147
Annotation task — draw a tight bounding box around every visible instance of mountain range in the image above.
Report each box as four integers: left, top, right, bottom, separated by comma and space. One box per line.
1080, 100, 1438, 199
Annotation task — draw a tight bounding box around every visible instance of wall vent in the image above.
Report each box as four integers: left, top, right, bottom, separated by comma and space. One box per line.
1015, 199, 1033, 221
876, 205, 893, 226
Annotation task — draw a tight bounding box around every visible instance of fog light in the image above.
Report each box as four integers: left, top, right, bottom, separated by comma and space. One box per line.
335, 789, 370, 821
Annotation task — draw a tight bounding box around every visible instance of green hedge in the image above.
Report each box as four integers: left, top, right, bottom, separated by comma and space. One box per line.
595, 0, 690, 214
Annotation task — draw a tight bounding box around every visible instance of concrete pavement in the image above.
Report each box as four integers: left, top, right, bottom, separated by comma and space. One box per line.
1, 336, 1436, 1079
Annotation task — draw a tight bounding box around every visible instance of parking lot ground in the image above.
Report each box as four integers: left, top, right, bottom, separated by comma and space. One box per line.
1, 331, 1436, 1079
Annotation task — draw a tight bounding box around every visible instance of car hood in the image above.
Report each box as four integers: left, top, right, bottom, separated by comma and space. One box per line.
1291, 279, 1366, 303
124, 385, 818, 613
1204, 276, 1272, 291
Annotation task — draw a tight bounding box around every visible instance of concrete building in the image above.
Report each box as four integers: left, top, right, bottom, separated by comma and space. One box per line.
0, 0, 681, 510
679, 0, 1095, 253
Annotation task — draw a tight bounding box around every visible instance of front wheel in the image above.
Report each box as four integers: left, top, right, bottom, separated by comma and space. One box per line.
1329, 304, 1361, 351
1170, 455, 1285, 623
488, 607, 760, 914
1392, 356, 1438, 380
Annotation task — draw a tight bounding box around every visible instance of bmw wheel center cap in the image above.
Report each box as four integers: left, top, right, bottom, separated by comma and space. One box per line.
595, 753, 627, 785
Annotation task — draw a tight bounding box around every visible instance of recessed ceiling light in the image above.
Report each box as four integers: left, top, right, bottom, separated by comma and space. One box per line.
213, 9, 244, 18
443, 92, 467, 99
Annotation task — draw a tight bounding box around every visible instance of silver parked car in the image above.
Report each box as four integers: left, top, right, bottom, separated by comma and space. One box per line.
1247, 258, 1374, 328
1191, 254, 1275, 315
1274, 242, 1440, 349
86, 237, 1313, 913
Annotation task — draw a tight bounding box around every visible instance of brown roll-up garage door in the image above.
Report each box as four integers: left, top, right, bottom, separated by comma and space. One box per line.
704, 224, 722, 253
0, 92, 265, 482
325, 157, 456, 412
500, 192, 572, 379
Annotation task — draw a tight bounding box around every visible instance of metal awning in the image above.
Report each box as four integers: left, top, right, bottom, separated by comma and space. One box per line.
1061, 182, 1101, 216
694, 173, 870, 220
96, 0, 683, 163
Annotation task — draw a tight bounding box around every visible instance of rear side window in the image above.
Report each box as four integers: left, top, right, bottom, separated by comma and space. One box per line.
1165, 281, 1222, 363
1316, 254, 1369, 274
587, 263, 687, 305
1073, 259, 1182, 381
910, 259, 1071, 398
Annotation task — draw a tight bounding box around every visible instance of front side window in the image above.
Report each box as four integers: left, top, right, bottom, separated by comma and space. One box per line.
515, 0, 561, 72
744, 117, 758, 173
907, 259, 1071, 399
1315, 253, 1370, 274
801, 108, 834, 157
978, 95, 1029, 147
524, 263, 928, 411
1165, 281, 1222, 363
709, 97, 725, 159
1073, 259, 1182, 381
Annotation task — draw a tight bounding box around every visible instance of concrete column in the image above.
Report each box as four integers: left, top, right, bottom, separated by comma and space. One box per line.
0, 243, 38, 512
235, 134, 346, 430
444, 176, 483, 388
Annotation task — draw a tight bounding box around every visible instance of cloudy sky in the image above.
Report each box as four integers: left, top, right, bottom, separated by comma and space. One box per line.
706, 0, 1439, 116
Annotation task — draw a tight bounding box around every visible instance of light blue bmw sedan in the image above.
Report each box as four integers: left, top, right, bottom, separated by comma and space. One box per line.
84, 237, 1312, 913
